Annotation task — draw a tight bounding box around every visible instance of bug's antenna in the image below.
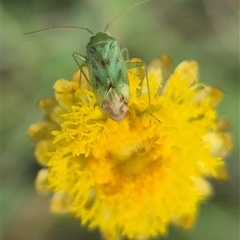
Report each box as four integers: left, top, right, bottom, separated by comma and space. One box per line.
23, 26, 94, 36
103, 0, 152, 32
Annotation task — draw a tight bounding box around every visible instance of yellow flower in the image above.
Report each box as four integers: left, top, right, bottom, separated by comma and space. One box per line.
29, 56, 232, 240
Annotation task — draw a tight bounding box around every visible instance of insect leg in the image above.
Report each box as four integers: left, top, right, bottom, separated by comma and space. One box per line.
72, 52, 91, 86
125, 61, 151, 107
126, 61, 160, 122
121, 48, 129, 60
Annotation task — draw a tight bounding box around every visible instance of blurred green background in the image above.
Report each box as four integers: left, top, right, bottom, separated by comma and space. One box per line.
2, 0, 239, 239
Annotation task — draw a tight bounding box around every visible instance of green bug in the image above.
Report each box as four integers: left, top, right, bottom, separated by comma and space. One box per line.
24, 0, 152, 121
73, 32, 130, 120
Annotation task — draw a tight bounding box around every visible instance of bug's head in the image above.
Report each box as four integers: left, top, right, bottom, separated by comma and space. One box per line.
94, 32, 110, 38
88, 32, 115, 47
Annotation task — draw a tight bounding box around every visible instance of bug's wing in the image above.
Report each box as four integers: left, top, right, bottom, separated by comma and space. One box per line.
106, 42, 129, 102
102, 86, 128, 121
87, 49, 110, 107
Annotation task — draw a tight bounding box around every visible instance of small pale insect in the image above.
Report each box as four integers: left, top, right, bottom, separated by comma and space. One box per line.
24, 0, 152, 121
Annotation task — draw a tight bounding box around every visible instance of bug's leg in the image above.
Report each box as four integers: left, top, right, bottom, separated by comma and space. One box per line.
72, 52, 91, 86
125, 61, 151, 107
126, 61, 160, 122
121, 47, 130, 60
